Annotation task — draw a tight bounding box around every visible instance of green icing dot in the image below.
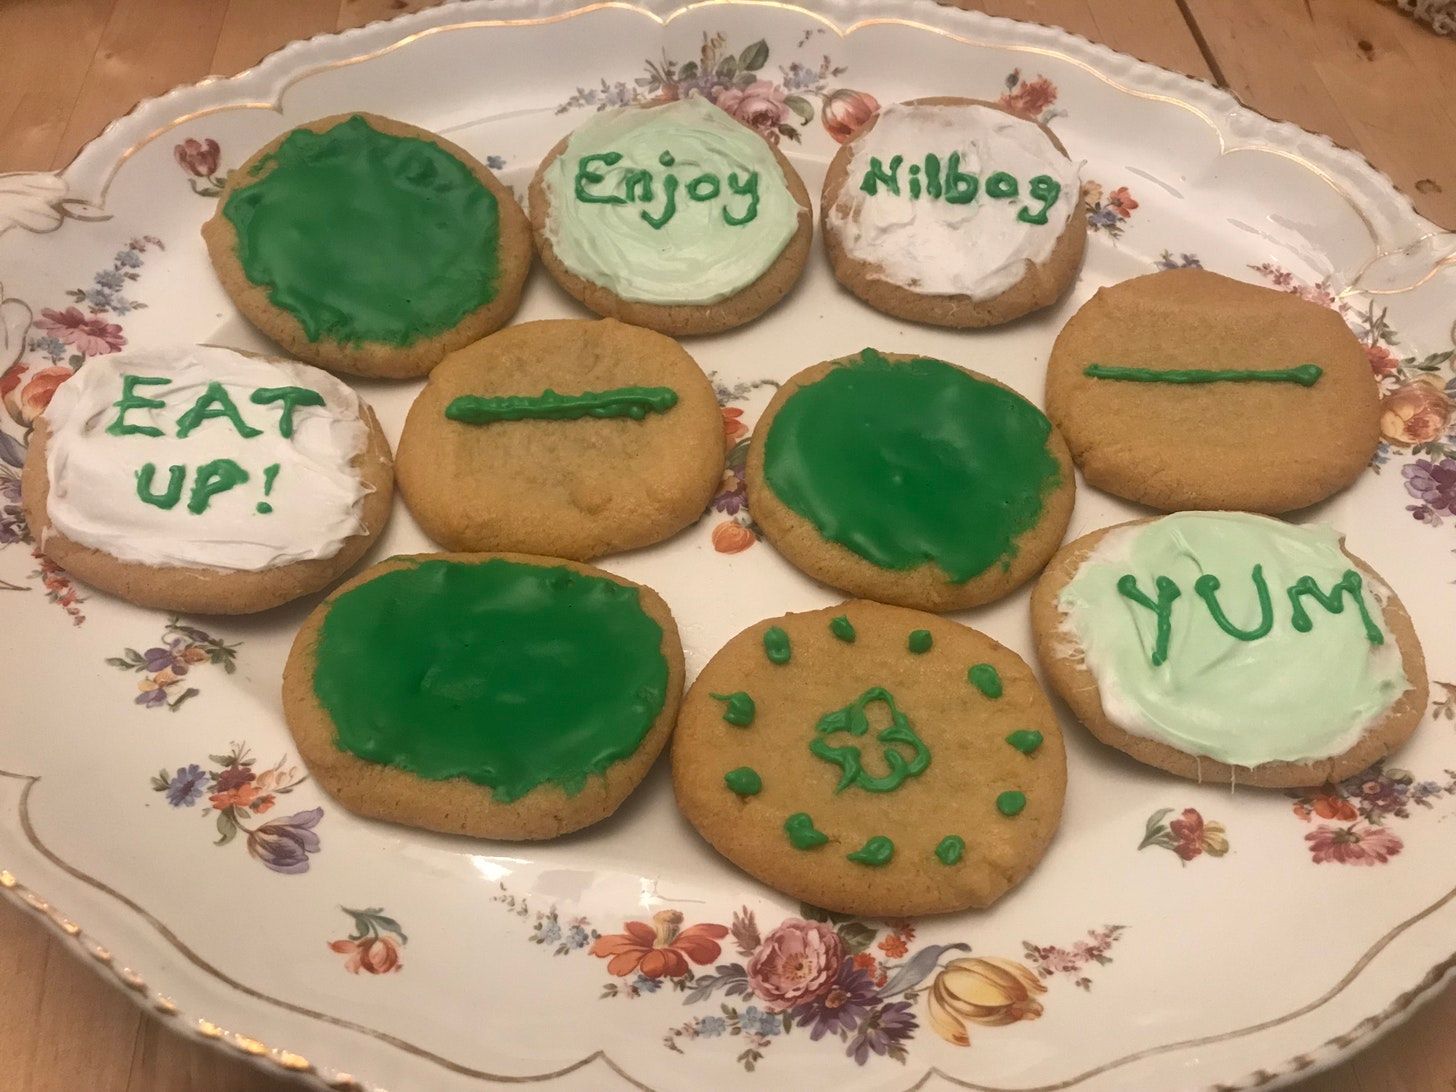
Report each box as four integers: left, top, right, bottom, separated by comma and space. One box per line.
710, 691, 755, 727
846, 835, 894, 867
784, 812, 828, 849
830, 615, 856, 643
935, 835, 965, 865
996, 790, 1027, 817
724, 767, 762, 796
969, 663, 1003, 698
763, 626, 792, 665
1005, 729, 1043, 755
908, 629, 933, 654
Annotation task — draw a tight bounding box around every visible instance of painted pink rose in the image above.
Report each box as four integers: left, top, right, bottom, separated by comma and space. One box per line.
34, 306, 125, 356
714, 80, 789, 139
174, 138, 221, 178
746, 917, 844, 1012
821, 89, 879, 143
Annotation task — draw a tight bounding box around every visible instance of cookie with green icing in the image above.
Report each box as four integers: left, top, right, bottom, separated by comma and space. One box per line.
282, 552, 684, 839
395, 318, 724, 559
1031, 512, 1429, 788
528, 95, 813, 336
746, 349, 1076, 611
671, 601, 1066, 917
203, 113, 533, 380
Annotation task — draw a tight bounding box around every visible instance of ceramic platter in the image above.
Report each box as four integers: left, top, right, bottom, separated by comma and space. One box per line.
3, 1, 1456, 1088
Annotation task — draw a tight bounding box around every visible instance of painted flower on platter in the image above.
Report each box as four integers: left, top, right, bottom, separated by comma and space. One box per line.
1139, 807, 1229, 862
174, 138, 221, 178
1305, 822, 1403, 865
715, 79, 790, 138
746, 917, 845, 1012
820, 88, 879, 142
592, 909, 729, 979
247, 806, 324, 874
329, 906, 408, 975
34, 306, 124, 356
1381, 377, 1451, 445
926, 957, 1047, 1046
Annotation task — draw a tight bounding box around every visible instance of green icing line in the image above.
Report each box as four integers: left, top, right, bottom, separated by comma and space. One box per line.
1005, 730, 1044, 755
1084, 363, 1323, 387
1195, 566, 1275, 642
1289, 571, 1385, 646
829, 615, 856, 643
762, 349, 1061, 584
784, 812, 828, 849
724, 767, 762, 796
968, 664, 1002, 698
710, 691, 755, 727
907, 629, 933, 654
445, 386, 678, 424
847, 836, 894, 867
763, 626, 792, 665
312, 558, 667, 803
810, 687, 931, 794
996, 790, 1027, 817
223, 114, 500, 348
934, 835, 965, 865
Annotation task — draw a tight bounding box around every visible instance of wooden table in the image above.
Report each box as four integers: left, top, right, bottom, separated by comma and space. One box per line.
1, 1, 1453, 1089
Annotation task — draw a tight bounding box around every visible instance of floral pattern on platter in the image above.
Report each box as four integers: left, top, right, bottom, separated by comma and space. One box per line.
174, 138, 229, 198
1288, 759, 1456, 866
1432, 681, 1456, 721
150, 742, 322, 874
1138, 808, 1229, 864
491, 885, 1124, 1070
556, 32, 877, 145
1081, 181, 1139, 239
709, 377, 779, 554
329, 907, 407, 975
995, 69, 1062, 126
107, 617, 240, 711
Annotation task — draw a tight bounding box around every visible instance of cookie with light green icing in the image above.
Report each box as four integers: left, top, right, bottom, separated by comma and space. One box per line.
204, 112, 533, 380
671, 601, 1066, 917
528, 96, 813, 336
282, 552, 685, 839
1031, 512, 1429, 788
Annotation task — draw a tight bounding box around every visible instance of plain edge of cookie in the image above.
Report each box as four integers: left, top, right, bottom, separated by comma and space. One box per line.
200, 110, 534, 380
668, 600, 1069, 918
280, 551, 686, 842
1028, 517, 1431, 790
19, 400, 396, 615
743, 352, 1077, 612
525, 122, 815, 336
392, 318, 726, 561
818, 96, 1089, 329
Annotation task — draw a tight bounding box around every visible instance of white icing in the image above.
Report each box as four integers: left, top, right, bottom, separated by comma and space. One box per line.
42, 345, 370, 571
826, 103, 1080, 299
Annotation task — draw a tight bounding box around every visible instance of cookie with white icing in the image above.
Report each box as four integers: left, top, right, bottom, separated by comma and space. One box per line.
529, 95, 813, 336
821, 97, 1086, 328
21, 345, 393, 614
1030, 512, 1428, 788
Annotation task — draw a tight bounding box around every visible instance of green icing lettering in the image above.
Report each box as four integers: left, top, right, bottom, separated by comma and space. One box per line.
908, 629, 933, 654
810, 687, 931, 794
1195, 566, 1275, 642
943, 153, 978, 204
1084, 363, 1324, 387
1017, 174, 1061, 224
724, 766, 762, 796
224, 114, 500, 347
623, 167, 653, 204
859, 155, 902, 196
908, 162, 922, 200
686, 173, 720, 201
784, 812, 828, 850
722, 171, 759, 226
174, 381, 263, 440
934, 834, 965, 865
256, 463, 279, 514
575, 153, 626, 203
846, 835, 894, 867
985, 171, 1018, 199
1117, 574, 1182, 667
830, 615, 856, 643
313, 558, 668, 802
107, 375, 170, 437
445, 387, 678, 424
996, 790, 1027, 817
1288, 570, 1385, 646
640, 171, 679, 229
762, 349, 1060, 584
187, 458, 250, 514
763, 626, 791, 665
136, 463, 185, 509
1005, 729, 1043, 755
924, 153, 943, 199
250, 385, 325, 438
710, 691, 756, 727
968, 663, 1002, 698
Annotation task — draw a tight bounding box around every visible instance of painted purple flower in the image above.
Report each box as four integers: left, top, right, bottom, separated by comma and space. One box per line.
164, 764, 208, 807
793, 962, 877, 1041
135, 687, 168, 708
847, 1000, 918, 1063
1402, 458, 1456, 515
246, 806, 323, 874
143, 639, 191, 675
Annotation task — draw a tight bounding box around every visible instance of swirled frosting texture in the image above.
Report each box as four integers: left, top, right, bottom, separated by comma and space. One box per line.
1057, 512, 1409, 766
541, 96, 800, 304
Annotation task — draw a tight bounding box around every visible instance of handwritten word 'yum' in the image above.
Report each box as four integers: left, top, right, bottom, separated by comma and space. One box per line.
859, 155, 1062, 225
574, 151, 761, 230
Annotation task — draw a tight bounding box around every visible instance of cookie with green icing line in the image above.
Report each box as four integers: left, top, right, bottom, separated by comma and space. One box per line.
746, 349, 1076, 612
203, 112, 533, 380
282, 552, 685, 840
528, 96, 814, 336
395, 318, 723, 560
671, 601, 1066, 917
1045, 268, 1381, 513
1030, 512, 1429, 788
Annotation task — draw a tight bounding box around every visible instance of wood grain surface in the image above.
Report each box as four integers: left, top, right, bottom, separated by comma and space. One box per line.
1, 1, 1453, 1089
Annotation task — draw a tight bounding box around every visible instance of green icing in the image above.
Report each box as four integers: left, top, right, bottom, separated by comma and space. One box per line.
935, 835, 965, 865
785, 812, 828, 850
108, 375, 170, 437
996, 790, 1027, 817
1005, 729, 1043, 755
829, 615, 856, 643
763, 626, 792, 665
724, 766, 762, 796
445, 387, 678, 424
1195, 566, 1275, 642
250, 386, 325, 438
223, 114, 500, 348
187, 458, 249, 514
1084, 363, 1323, 387
1117, 574, 1183, 667
810, 687, 931, 794
908, 629, 933, 654
968, 663, 1002, 698
847, 835, 894, 867
175, 382, 262, 440
136, 463, 185, 510
312, 558, 668, 802
1289, 571, 1385, 645
762, 349, 1060, 583
710, 691, 756, 727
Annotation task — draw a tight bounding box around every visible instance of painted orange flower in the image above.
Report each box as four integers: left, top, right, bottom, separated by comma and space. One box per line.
209, 783, 260, 810
329, 935, 403, 975
821, 88, 880, 142
1381, 378, 1451, 445
592, 909, 728, 979
1366, 343, 1400, 378
877, 932, 909, 959
1107, 186, 1139, 218
712, 520, 755, 554
2, 364, 72, 428
1293, 791, 1358, 822
996, 73, 1057, 121
722, 405, 748, 450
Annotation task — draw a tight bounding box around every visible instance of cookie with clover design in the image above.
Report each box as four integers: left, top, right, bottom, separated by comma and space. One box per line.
671, 601, 1066, 917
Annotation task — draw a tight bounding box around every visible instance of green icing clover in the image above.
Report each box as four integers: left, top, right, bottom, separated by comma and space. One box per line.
809, 686, 931, 794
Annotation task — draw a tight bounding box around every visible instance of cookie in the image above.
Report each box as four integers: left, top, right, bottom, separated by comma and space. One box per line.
1045, 268, 1381, 512
282, 553, 684, 840
21, 344, 393, 614
1030, 512, 1428, 788
528, 95, 813, 336
395, 318, 723, 559
672, 601, 1066, 917
745, 348, 1075, 611
203, 112, 532, 380
821, 97, 1086, 328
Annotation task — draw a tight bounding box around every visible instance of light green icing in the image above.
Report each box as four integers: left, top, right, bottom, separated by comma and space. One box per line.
1057, 512, 1409, 767
541, 96, 799, 305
